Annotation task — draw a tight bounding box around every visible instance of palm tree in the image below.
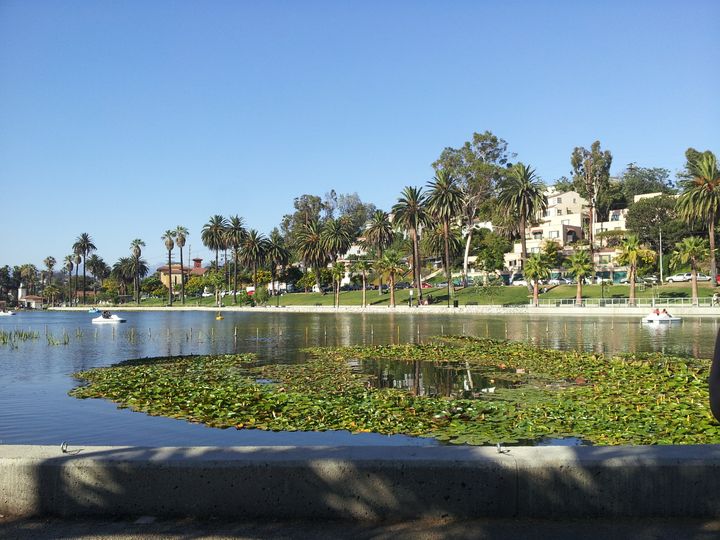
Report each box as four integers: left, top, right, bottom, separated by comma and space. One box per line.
201, 215, 228, 270
524, 253, 551, 307
426, 170, 465, 307
676, 152, 720, 286
566, 250, 594, 306
392, 188, 430, 305
240, 229, 267, 289
130, 239, 146, 304
72, 233, 96, 305
43, 256, 56, 288
224, 216, 246, 304
497, 163, 548, 270
174, 226, 189, 304
352, 259, 373, 308
265, 229, 290, 297
616, 235, 655, 306
63, 255, 74, 305
363, 209, 395, 297
670, 236, 710, 306
73, 252, 82, 304
375, 250, 407, 308
43, 284, 60, 306
85, 254, 105, 301
162, 230, 175, 306
330, 262, 345, 307
112, 257, 135, 296
295, 219, 328, 292
321, 217, 353, 303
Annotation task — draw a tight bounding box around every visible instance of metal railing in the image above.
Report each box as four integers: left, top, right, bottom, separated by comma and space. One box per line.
535, 297, 718, 307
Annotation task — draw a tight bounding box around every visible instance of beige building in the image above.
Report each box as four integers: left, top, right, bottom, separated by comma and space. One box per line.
157, 258, 207, 289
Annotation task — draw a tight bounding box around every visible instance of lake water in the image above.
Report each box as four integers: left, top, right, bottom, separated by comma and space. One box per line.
1, 310, 718, 447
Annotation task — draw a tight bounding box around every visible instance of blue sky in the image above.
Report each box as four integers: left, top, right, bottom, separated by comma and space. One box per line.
1, 0, 718, 269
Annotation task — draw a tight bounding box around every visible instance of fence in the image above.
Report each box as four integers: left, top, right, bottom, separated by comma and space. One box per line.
536, 297, 718, 308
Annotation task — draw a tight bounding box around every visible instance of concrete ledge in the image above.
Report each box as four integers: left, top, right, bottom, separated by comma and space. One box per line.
3, 445, 720, 520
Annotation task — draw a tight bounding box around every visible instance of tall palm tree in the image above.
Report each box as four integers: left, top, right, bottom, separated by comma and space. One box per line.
392, 188, 431, 305
670, 236, 710, 306
321, 217, 353, 303
375, 250, 407, 308
162, 230, 175, 306
201, 215, 228, 270
240, 229, 267, 289
426, 170, 465, 307
85, 254, 105, 301
130, 239, 146, 304
352, 259, 373, 308
224, 216, 246, 304
63, 255, 74, 305
174, 226, 189, 304
616, 235, 655, 306
295, 219, 328, 292
73, 252, 82, 304
265, 229, 290, 297
524, 253, 551, 307
72, 233, 96, 305
497, 163, 548, 270
566, 250, 593, 306
363, 209, 395, 297
43, 256, 56, 288
676, 152, 720, 286
112, 257, 134, 296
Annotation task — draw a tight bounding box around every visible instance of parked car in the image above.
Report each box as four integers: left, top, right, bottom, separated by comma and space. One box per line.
666, 272, 711, 283
512, 279, 528, 287
548, 278, 572, 285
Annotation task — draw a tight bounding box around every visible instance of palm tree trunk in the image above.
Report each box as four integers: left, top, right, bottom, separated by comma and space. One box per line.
179, 246, 185, 305
412, 228, 423, 303
82, 256, 87, 305
378, 247, 384, 296
444, 220, 451, 307
588, 203, 596, 279
167, 252, 173, 306
692, 270, 699, 306
463, 228, 473, 287
362, 273, 366, 308
710, 219, 717, 287
389, 274, 396, 308
533, 281, 539, 307
576, 281, 583, 306
233, 253, 238, 305
629, 264, 636, 306
519, 216, 527, 267
74, 267, 79, 305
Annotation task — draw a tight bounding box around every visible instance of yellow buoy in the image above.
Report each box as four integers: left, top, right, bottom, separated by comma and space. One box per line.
215, 313, 224, 320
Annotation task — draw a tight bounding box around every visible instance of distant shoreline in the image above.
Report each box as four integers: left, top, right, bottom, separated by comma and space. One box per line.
47, 305, 720, 318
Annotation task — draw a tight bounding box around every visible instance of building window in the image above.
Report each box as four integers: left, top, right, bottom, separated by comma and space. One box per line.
556, 197, 562, 204
611, 212, 620, 221
566, 208, 573, 214
549, 230, 559, 238
599, 255, 611, 264
556, 209, 562, 215
530, 247, 540, 254
532, 231, 543, 240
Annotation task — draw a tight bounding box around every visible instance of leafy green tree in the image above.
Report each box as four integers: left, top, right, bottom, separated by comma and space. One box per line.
375, 250, 407, 308
201, 215, 228, 270
524, 253, 551, 307
566, 250, 593, 306
392, 188, 430, 303
497, 163, 548, 269
541, 240, 563, 269
670, 236, 710, 305
72, 233, 96, 305
296, 270, 316, 293
616, 235, 655, 305
432, 131, 514, 287
421, 224, 463, 275
162, 230, 175, 305
427, 170, 465, 305
174, 226, 189, 304
620, 164, 674, 201
676, 151, 720, 285
330, 262, 345, 307
280, 194, 324, 248
571, 141, 613, 271
475, 229, 511, 282
111, 257, 135, 296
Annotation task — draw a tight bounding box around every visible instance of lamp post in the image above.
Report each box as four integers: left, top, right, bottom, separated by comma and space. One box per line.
409, 288, 414, 307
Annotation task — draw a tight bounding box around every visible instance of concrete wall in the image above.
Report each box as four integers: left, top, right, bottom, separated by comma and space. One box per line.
3, 445, 720, 520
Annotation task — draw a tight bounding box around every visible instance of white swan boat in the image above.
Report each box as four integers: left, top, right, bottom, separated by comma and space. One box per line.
0, 311, 16, 316
643, 312, 682, 324
92, 314, 126, 324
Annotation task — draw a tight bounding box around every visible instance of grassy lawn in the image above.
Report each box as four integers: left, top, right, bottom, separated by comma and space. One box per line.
118, 282, 716, 308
